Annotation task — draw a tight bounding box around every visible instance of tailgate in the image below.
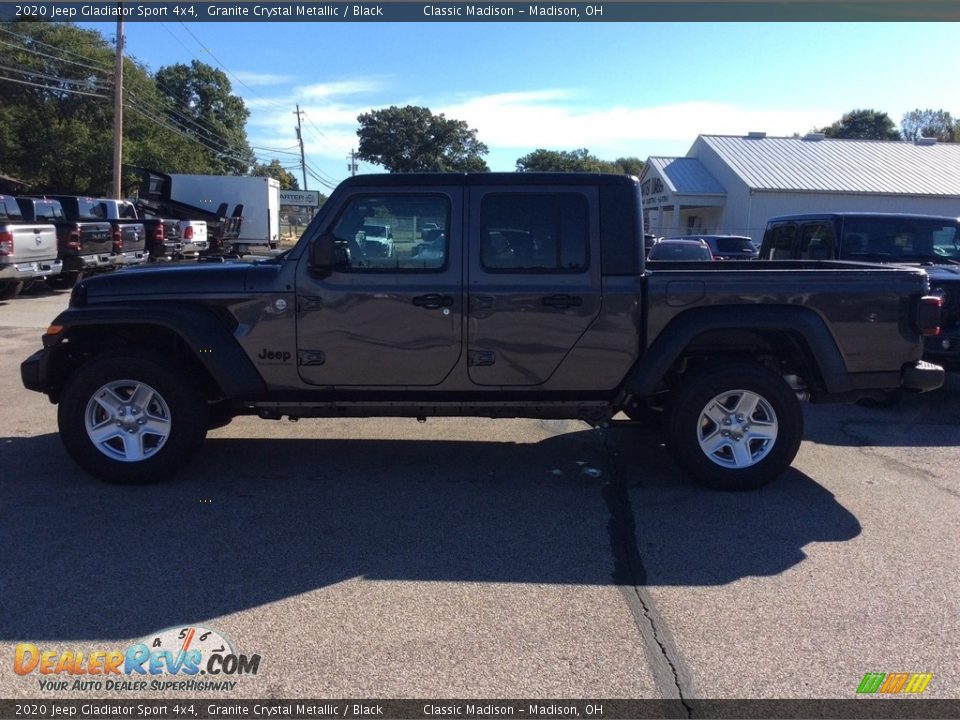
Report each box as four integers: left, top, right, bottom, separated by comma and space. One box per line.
79, 222, 114, 255
120, 222, 146, 252
11, 225, 58, 261
164, 220, 182, 241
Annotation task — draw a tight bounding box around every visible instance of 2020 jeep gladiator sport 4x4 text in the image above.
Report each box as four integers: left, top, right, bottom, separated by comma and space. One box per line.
21, 173, 945, 490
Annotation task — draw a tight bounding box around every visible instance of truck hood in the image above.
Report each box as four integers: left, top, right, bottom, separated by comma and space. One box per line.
79, 262, 255, 299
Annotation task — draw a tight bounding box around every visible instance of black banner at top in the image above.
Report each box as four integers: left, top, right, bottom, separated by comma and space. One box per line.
0, 1, 959, 22
3, 699, 960, 720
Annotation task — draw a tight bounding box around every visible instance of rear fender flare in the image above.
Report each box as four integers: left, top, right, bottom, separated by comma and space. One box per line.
626, 305, 851, 396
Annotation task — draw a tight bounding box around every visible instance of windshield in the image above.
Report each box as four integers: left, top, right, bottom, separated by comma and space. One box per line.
841, 217, 960, 263
362, 224, 387, 237
716, 237, 756, 252
649, 242, 712, 261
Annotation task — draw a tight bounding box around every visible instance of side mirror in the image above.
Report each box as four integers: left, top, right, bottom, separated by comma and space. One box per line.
310, 234, 335, 276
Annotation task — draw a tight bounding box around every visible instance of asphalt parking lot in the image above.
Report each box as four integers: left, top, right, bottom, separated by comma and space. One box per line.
1, 287, 958, 704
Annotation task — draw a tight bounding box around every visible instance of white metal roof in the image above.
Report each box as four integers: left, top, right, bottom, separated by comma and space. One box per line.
696, 134, 960, 196
646, 157, 726, 195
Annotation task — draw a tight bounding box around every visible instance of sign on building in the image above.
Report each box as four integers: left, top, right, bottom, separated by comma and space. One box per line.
279, 190, 321, 207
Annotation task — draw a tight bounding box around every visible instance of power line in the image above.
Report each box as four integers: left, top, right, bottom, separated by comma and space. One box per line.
0, 36, 111, 75
0, 72, 109, 98
0, 62, 110, 90
0, 24, 113, 72
124, 101, 254, 165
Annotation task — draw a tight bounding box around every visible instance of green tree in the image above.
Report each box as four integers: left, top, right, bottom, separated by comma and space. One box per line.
0, 22, 116, 193
612, 157, 645, 176
154, 60, 255, 174
252, 160, 300, 190
817, 109, 900, 140
515, 148, 642, 174
356, 106, 489, 172
0, 23, 258, 194
900, 108, 956, 142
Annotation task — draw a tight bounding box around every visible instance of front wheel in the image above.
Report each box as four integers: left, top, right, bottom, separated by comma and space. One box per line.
664, 363, 803, 491
58, 354, 207, 484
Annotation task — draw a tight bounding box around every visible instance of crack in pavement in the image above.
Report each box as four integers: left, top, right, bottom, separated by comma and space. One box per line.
599, 430, 694, 716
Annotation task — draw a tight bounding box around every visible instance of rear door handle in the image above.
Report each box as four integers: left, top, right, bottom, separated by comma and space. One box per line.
541, 294, 583, 309
413, 294, 454, 309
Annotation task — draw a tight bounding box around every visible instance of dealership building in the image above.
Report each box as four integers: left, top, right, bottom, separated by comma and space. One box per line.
640, 133, 960, 243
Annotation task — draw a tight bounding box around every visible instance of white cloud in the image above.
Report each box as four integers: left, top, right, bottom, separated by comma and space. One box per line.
299, 78, 385, 99
232, 71, 298, 87
243, 79, 842, 179
442, 93, 837, 156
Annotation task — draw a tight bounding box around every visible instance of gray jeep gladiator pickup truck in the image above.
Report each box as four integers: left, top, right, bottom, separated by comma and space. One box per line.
21, 173, 945, 490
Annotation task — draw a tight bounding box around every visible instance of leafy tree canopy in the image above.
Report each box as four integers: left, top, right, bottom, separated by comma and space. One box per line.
516, 148, 644, 175
356, 106, 489, 172
252, 160, 300, 190
154, 60, 255, 174
901, 108, 957, 142
816, 109, 900, 140
0, 22, 258, 194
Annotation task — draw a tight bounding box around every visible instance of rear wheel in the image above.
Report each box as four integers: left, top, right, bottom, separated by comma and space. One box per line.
47, 272, 81, 290
0, 281, 23, 300
58, 353, 207, 484
664, 362, 803, 491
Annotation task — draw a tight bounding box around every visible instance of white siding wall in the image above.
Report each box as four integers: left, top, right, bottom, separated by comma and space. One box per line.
689, 138, 960, 244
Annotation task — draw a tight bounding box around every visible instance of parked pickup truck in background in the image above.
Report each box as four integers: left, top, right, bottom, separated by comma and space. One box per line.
21, 173, 945, 491
49, 196, 148, 269
83, 197, 181, 262
0, 194, 62, 299
178, 219, 209, 258
15, 196, 112, 289
759, 212, 960, 367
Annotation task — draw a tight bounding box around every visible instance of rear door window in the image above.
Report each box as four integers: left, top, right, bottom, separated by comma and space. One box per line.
799, 222, 837, 260
766, 223, 798, 259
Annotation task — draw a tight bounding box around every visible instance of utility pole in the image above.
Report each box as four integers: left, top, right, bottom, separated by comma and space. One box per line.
294, 104, 307, 190
347, 149, 359, 176
112, 11, 124, 199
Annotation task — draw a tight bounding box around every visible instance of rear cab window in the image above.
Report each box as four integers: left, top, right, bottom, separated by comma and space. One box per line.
479, 193, 589, 273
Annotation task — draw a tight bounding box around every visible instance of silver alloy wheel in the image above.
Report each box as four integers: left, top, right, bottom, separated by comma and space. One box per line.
696, 389, 779, 469
84, 380, 172, 462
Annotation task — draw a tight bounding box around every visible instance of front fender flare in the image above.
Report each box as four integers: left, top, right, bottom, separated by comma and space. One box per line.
45, 304, 267, 399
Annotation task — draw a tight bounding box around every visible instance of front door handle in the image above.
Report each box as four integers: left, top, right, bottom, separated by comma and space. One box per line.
413, 294, 454, 309
541, 294, 583, 309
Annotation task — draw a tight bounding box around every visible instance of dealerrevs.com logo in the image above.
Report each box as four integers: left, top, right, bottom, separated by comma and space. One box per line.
14, 626, 261, 692
856, 672, 933, 695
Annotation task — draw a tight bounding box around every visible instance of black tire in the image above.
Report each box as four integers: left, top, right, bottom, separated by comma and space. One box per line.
47, 272, 81, 290
664, 362, 803, 491
0, 281, 23, 300
58, 353, 208, 484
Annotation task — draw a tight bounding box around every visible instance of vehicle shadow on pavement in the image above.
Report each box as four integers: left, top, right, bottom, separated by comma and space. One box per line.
802, 373, 960, 448
603, 425, 861, 587
0, 428, 858, 641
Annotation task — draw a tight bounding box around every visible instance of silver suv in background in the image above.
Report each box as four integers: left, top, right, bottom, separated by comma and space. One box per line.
671, 234, 758, 260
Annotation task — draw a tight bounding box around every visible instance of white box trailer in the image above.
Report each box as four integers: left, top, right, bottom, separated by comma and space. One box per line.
165, 174, 280, 253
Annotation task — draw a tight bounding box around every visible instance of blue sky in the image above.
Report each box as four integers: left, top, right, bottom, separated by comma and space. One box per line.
80, 20, 960, 192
